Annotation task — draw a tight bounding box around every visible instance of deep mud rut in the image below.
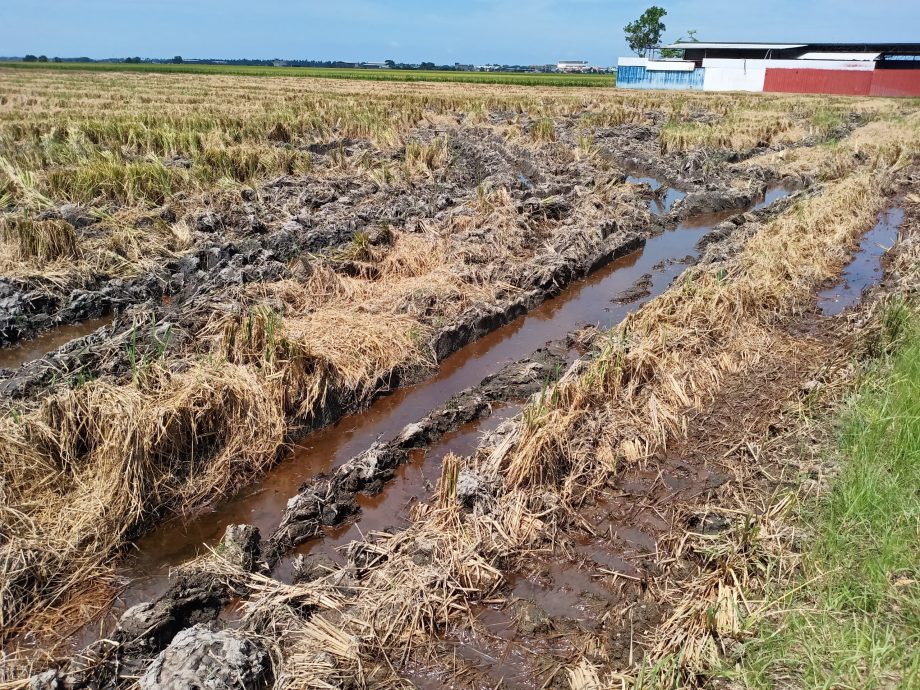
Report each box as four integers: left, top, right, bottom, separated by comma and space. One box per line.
20, 176, 810, 682
35, 179, 912, 690
6, 91, 911, 690
397, 199, 914, 690
111, 182, 798, 607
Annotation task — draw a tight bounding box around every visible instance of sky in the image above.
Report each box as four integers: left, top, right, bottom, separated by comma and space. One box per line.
3, 1, 920, 65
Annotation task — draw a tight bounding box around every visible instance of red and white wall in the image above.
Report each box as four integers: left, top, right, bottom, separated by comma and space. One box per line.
618, 55, 920, 97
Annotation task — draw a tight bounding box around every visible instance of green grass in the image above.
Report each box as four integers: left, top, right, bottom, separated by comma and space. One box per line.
742, 301, 920, 690
0, 61, 616, 87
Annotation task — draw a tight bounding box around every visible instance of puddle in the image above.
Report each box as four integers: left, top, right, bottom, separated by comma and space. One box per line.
509, 560, 613, 621
107, 180, 793, 627
0, 318, 111, 370
818, 206, 902, 316
626, 174, 686, 215
752, 182, 796, 212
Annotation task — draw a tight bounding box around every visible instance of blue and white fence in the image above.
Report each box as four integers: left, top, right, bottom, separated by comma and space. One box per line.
616, 57, 704, 90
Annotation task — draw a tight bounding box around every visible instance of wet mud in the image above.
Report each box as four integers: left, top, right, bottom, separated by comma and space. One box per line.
626, 174, 686, 216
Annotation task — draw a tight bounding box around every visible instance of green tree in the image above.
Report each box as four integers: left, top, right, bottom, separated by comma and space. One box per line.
173, 55, 183, 64
661, 28, 700, 57
624, 6, 667, 58
37, 55, 48, 62
22, 55, 37, 62
52, 57, 62, 63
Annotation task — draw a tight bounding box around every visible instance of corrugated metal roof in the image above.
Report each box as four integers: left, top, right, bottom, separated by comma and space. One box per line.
665, 42, 920, 54
798, 52, 880, 61
665, 42, 806, 50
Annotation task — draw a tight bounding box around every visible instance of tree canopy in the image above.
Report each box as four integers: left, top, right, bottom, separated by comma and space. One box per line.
624, 6, 668, 58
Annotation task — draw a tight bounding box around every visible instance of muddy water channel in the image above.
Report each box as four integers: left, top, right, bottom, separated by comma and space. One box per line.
819, 206, 903, 316
111, 182, 794, 620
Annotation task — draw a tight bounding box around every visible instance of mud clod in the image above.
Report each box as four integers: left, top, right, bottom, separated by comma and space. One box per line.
291, 554, 338, 583
456, 469, 496, 512
688, 512, 732, 534
140, 625, 271, 690
512, 598, 553, 635
218, 525, 263, 573
115, 572, 229, 655
611, 273, 653, 305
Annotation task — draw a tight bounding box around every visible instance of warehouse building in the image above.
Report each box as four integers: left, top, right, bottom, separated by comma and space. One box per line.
617, 42, 920, 96
558, 60, 590, 72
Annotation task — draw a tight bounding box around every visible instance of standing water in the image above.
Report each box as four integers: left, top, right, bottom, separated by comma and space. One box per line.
0, 317, 111, 370
818, 207, 902, 316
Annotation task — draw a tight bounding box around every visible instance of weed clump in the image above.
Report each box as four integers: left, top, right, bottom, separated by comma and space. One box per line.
529, 117, 556, 143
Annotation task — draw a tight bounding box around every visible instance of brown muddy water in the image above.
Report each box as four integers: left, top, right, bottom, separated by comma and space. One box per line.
0, 318, 110, 370
107, 183, 794, 628
818, 206, 903, 316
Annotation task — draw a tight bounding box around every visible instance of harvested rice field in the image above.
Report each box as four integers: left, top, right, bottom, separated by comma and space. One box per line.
1, 67, 919, 689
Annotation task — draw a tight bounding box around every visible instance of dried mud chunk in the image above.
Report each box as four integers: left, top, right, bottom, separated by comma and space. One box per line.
410, 536, 436, 566
140, 625, 271, 690
28, 669, 61, 690
195, 211, 222, 233
57, 203, 96, 229
512, 598, 552, 635
366, 225, 393, 246
455, 469, 496, 512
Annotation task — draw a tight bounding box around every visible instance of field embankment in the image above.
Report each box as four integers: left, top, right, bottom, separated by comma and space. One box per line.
1, 67, 919, 689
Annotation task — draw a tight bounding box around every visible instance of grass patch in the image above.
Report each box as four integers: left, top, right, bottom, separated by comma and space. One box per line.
742, 301, 920, 690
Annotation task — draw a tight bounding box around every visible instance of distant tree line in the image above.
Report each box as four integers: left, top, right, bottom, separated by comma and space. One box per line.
10, 55, 591, 73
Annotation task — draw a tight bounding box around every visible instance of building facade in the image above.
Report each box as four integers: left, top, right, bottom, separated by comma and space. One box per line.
617, 42, 920, 96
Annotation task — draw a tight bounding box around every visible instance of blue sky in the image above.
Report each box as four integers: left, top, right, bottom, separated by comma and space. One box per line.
3, 1, 919, 65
